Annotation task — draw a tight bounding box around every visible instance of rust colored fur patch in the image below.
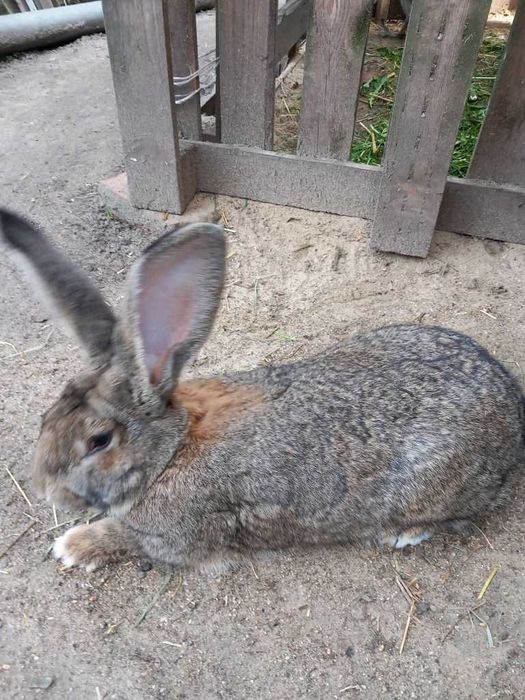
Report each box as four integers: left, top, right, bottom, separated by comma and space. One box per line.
174, 379, 264, 443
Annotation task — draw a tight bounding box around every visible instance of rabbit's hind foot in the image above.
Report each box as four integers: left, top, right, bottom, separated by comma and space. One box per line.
380, 527, 433, 550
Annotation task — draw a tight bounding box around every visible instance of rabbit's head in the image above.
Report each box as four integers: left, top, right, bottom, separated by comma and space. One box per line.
0, 210, 226, 514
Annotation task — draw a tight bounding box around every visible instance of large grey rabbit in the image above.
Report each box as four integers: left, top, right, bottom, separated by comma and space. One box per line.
1, 209, 523, 574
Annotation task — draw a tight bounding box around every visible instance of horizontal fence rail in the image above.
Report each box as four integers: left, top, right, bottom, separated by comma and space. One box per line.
101, 0, 525, 254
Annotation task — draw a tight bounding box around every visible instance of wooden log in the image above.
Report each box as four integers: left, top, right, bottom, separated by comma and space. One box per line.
468, 0, 525, 187
217, 0, 278, 148
370, 0, 492, 257
102, 0, 195, 213
166, 0, 201, 141
298, 0, 373, 160
186, 139, 525, 245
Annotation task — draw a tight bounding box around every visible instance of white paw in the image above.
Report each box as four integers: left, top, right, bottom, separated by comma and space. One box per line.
53, 529, 78, 568
394, 530, 431, 549
53, 525, 101, 572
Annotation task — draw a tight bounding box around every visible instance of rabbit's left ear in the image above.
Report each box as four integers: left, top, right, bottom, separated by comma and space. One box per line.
122, 223, 226, 406
0, 209, 116, 369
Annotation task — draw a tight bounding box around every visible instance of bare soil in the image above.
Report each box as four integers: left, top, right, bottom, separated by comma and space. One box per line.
1, 35, 524, 700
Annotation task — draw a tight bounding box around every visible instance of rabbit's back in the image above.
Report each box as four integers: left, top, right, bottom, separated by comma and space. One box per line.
216, 325, 524, 547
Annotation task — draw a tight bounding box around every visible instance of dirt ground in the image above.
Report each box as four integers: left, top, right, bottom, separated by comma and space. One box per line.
1, 34, 524, 700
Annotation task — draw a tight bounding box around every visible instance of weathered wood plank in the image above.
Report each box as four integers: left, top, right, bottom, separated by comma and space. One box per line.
166, 0, 202, 141
275, 0, 310, 64
217, 0, 278, 148
468, 0, 525, 186
203, 1, 309, 117
191, 140, 378, 218
103, 0, 195, 213
370, 0, 492, 257
187, 140, 525, 244
298, 0, 373, 159
437, 177, 525, 245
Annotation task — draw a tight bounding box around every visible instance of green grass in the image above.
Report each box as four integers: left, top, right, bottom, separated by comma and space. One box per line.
351, 36, 507, 177
351, 118, 390, 164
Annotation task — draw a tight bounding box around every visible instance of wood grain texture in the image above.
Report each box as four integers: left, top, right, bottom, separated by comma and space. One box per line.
191, 140, 378, 218
187, 140, 525, 244
166, 0, 202, 141
217, 0, 278, 148
437, 176, 525, 245
468, 0, 525, 186
204, 1, 309, 118
370, 0, 492, 257
298, 0, 373, 159
103, 0, 195, 213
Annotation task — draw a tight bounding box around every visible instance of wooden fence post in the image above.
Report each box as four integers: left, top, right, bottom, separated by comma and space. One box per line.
103, 0, 195, 213
298, 0, 373, 160
217, 0, 278, 149
370, 0, 491, 257
468, 0, 525, 187
166, 0, 202, 141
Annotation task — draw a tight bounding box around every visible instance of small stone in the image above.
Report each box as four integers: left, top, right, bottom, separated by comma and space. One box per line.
30, 676, 55, 690
345, 646, 354, 657
491, 284, 508, 295
137, 559, 152, 572
417, 601, 431, 615
482, 239, 505, 255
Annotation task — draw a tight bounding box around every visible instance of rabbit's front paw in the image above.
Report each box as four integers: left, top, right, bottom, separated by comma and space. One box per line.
53, 524, 108, 572
53, 519, 133, 572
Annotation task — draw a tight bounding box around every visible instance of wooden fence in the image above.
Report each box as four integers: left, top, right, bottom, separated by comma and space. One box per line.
102, 0, 525, 257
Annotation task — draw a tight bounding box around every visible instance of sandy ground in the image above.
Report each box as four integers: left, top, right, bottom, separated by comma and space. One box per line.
0, 35, 524, 700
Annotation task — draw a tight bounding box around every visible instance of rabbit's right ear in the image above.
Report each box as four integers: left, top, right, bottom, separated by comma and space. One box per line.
0, 209, 116, 369
121, 223, 226, 410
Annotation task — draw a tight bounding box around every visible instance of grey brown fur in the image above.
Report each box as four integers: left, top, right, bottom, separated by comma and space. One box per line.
1, 209, 523, 574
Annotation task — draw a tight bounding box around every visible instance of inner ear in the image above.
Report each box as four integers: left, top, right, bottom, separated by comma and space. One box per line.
127, 223, 226, 400
138, 239, 211, 384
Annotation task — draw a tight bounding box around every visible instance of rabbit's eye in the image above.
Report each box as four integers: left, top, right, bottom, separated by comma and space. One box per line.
87, 431, 113, 455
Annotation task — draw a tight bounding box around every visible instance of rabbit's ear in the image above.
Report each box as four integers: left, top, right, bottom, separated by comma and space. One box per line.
0, 209, 116, 369
124, 223, 226, 402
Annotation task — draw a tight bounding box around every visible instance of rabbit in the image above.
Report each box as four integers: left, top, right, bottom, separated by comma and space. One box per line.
0, 208, 523, 575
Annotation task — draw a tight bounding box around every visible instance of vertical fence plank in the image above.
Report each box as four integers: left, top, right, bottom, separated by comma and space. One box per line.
166, 0, 202, 141
298, 0, 373, 159
103, 0, 195, 213
370, 0, 491, 257
468, 1, 525, 187
217, 0, 278, 148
